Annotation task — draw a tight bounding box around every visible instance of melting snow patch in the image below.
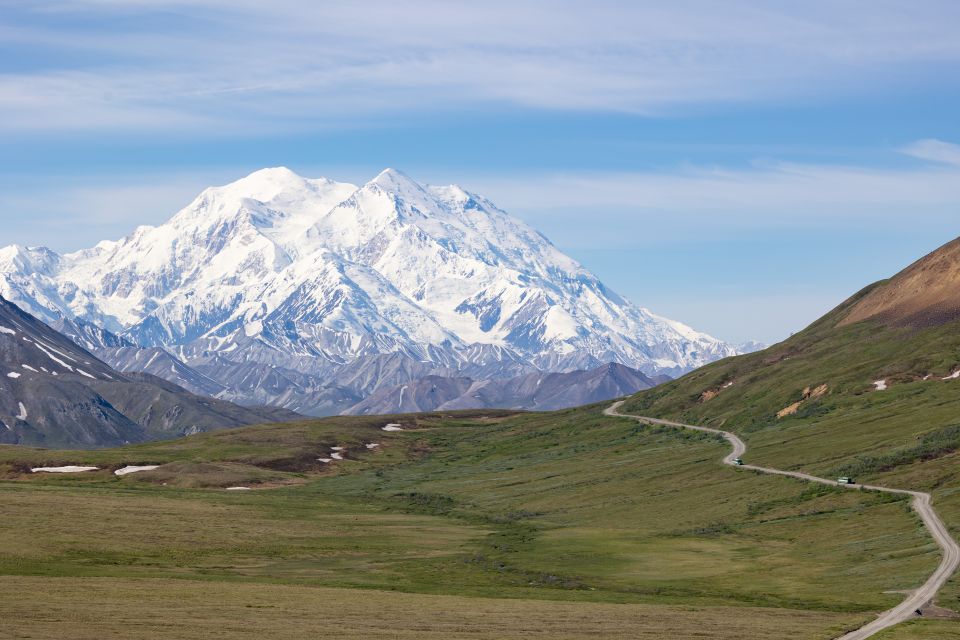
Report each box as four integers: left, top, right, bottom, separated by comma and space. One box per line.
0, 326, 15, 335
365, 443, 380, 449
330, 452, 344, 460
317, 458, 332, 463
6, 372, 20, 378
330, 446, 345, 451
16, 402, 27, 420
114, 465, 159, 476
31, 466, 98, 473
873, 380, 887, 391
21, 364, 38, 372
225, 486, 251, 491
382, 423, 404, 432
944, 371, 960, 380
76, 368, 96, 379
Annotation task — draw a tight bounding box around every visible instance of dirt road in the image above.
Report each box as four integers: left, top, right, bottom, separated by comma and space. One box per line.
604, 400, 960, 640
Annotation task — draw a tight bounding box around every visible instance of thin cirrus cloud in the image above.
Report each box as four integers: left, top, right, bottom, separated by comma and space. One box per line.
469, 145, 960, 248
3, 1, 960, 134
901, 139, 960, 167
3, 140, 958, 254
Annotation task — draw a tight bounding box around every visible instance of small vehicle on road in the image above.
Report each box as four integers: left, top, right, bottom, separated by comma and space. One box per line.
837, 476, 856, 485
732, 457, 743, 465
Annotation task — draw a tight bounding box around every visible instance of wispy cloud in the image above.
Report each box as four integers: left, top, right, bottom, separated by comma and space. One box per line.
3, 142, 958, 253
901, 138, 960, 166
3, 1, 960, 134
467, 155, 960, 248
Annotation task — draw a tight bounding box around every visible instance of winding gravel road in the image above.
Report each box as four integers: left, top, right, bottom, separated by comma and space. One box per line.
604, 400, 960, 640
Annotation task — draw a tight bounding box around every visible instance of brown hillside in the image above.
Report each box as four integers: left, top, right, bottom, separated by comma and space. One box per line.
839, 236, 960, 328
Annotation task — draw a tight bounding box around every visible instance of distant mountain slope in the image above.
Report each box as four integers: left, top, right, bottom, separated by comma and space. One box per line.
620, 236, 960, 489
347, 362, 661, 414
0, 295, 299, 448
0, 168, 740, 413
623, 236, 960, 426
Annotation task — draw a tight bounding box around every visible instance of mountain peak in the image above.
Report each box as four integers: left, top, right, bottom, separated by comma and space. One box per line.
217, 166, 310, 201
367, 168, 426, 195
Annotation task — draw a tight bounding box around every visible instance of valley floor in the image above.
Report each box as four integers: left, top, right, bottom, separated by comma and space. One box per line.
0, 576, 862, 640
0, 406, 951, 638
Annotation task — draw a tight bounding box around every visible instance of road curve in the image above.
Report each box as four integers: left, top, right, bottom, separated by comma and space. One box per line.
604, 400, 960, 640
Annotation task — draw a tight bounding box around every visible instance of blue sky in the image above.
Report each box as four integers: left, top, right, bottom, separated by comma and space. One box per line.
1, 1, 959, 344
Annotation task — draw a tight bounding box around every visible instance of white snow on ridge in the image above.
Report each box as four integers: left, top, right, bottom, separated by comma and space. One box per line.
6, 372, 19, 378
15, 402, 27, 420
0, 325, 15, 335
31, 466, 98, 473
32, 342, 72, 371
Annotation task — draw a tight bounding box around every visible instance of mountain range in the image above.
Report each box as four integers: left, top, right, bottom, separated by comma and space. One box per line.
0, 168, 744, 415
0, 294, 298, 448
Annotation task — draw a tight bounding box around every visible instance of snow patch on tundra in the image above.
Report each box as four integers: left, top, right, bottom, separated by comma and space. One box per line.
32, 466, 98, 473
114, 465, 159, 476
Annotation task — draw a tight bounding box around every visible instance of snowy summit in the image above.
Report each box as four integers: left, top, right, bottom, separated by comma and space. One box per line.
0, 168, 740, 413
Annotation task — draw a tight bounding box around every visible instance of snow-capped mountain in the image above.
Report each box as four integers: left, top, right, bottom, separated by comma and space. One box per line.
0, 167, 740, 414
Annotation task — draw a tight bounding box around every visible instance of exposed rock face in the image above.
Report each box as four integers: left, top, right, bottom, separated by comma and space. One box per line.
347, 363, 661, 414
0, 295, 299, 448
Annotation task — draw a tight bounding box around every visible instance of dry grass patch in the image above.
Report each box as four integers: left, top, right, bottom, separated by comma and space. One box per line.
0, 575, 868, 640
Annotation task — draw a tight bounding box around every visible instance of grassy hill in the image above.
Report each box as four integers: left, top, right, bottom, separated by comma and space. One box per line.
621, 237, 960, 633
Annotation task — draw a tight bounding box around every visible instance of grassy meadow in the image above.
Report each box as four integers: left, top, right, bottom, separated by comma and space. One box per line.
620, 294, 960, 619
0, 401, 949, 638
